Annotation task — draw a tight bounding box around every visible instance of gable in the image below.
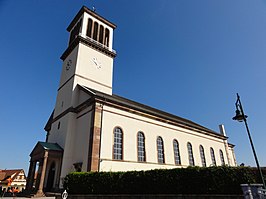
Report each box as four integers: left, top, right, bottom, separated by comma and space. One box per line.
0, 169, 24, 181
77, 85, 94, 106
30, 141, 63, 159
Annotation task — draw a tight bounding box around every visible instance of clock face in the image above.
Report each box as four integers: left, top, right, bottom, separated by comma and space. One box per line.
66, 59, 72, 71
92, 57, 101, 69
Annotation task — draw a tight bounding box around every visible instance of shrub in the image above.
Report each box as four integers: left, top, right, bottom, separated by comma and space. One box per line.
63, 166, 256, 194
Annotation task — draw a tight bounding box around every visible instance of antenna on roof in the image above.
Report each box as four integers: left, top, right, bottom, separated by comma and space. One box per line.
92, 6, 96, 12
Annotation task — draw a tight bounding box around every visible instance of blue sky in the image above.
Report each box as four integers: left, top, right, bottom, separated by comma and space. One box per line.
1, 0, 266, 173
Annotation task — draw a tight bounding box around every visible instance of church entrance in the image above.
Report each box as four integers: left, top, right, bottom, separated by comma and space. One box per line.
26, 142, 63, 195
46, 162, 56, 191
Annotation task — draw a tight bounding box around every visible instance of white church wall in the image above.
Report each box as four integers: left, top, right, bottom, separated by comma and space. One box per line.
59, 112, 78, 181
74, 105, 94, 170
59, 46, 78, 89
54, 80, 74, 118
228, 147, 237, 166
48, 116, 68, 148
75, 44, 113, 95
100, 159, 178, 172
99, 104, 233, 171
51, 105, 94, 186
76, 88, 92, 106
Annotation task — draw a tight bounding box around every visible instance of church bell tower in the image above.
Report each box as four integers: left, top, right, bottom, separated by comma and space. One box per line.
47, 6, 116, 183
60, 6, 116, 95
52, 6, 117, 126
27, 6, 117, 193
51, 4, 116, 171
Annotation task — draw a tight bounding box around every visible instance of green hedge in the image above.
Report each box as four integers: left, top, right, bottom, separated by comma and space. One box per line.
63, 166, 256, 194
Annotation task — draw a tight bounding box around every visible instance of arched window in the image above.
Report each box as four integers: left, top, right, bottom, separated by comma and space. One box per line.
104, 28, 110, 47
199, 145, 206, 167
57, 122, 61, 129
137, 132, 145, 162
187, 142, 194, 166
69, 18, 82, 45
210, 147, 216, 166
113, 127, 123, 160
157, 136, 165, 163
99, 25, 104, 44
173, 139, 181, 165
93, 22, 99, 41
220, 149, 225, 165
86, 18, 93, 38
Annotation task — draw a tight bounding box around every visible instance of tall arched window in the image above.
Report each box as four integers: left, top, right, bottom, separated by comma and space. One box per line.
210, 147, 216, 166
220, 149, 225, 165
137, 132, 146, 162
187, 142, 195, 166
157, 136, 165, 164
199, 145, 206, 167
173, 139, 181, 165
104, 28, 110, 47
113, 127, 123, 160
69, 18, 82, 45
86, 18, 93, 38
99, 25, 104, 44
93, 22, 99, 41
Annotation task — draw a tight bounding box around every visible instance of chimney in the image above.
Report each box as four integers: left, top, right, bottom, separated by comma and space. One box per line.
219, 124, 226, 136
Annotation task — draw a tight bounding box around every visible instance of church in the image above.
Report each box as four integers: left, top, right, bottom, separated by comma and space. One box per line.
26, 6, 237, 195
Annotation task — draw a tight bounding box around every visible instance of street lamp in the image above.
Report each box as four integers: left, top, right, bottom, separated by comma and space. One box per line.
233, 93, 265, 189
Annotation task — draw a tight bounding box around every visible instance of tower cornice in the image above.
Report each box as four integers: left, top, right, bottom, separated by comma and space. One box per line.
60, 35, 116, 61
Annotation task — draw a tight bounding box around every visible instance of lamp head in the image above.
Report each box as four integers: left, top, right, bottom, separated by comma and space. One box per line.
232, 109, 248, 122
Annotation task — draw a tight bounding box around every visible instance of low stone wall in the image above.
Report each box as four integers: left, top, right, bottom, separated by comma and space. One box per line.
56, 194, 243, 199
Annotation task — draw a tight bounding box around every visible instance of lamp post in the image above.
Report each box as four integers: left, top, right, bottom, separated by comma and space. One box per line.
232, 93, 265, 189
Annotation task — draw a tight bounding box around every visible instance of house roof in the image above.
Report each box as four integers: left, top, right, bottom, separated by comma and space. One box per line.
30, 142, 63, 160
0, 169, 24, 182
37, 141, 63, 151
45, 85, 227, 140
78, 85, 226, 140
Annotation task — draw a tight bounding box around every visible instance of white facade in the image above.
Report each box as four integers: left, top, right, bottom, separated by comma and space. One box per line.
99, 105, 234, 171
28, 6, 237, 193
